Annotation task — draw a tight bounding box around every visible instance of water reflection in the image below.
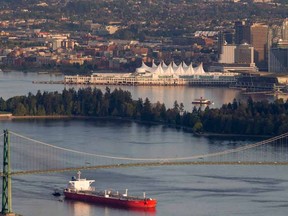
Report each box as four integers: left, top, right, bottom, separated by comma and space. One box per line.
2, 119, 288, 216
0, 70, 283, 111
65, 200, 156, 216
69, 201, 91, 216
0, 70, 260, 109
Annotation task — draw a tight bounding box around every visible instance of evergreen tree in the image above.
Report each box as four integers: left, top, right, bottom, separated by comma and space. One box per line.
0, 97, 6, 111
141, 98, 153, 121
14, 103, 27, 116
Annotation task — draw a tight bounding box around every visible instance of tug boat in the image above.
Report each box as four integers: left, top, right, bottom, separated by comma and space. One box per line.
63, 171, 157, 209
52, 189, 61, 197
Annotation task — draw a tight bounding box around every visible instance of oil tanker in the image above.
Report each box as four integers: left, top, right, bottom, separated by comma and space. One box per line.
63, 171, 157, 209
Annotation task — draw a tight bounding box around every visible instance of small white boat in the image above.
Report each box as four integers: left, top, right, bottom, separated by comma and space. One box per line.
192, 97, 213, 105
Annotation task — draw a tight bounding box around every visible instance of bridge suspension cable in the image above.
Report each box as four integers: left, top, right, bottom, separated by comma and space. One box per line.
0, 130, 286, 176
9, 131, 288, 161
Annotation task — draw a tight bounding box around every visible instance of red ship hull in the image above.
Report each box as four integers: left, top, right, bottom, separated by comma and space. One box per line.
64, 190, 157, 209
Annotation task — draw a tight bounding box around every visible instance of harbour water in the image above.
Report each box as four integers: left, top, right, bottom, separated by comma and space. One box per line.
0, 119, 288, 216
0, 71, 288, 216
0, 71, 278, 110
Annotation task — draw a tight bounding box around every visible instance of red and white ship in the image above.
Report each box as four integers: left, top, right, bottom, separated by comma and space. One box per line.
63, 171, 157, 209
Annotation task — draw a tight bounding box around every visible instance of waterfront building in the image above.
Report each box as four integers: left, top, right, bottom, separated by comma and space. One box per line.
219, 44, 236, 64
209, 63, 258, 72
250, 23, 269, 70
235, 73, 280, 91
64, 61, 238, 86
269, 42, 288, 73
234, 43, 254, 64
211, 43, 257, 72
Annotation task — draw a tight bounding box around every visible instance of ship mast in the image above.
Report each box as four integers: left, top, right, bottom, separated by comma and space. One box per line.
77, 171, 81, 180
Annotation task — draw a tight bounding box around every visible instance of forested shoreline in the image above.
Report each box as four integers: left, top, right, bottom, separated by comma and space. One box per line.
1, 87, 288, 136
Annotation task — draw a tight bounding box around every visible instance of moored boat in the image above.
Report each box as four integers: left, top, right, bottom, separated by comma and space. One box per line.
63, 171, 157, 209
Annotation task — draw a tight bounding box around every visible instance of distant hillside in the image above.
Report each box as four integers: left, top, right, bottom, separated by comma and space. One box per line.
0, 0, 287, 39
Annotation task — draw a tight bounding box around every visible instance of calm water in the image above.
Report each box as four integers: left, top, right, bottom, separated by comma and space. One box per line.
0, 71, 288, 216
0, 71, 279, 110
0, 119, 287, 216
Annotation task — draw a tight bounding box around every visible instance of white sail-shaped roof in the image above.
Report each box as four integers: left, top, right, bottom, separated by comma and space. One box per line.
152, 60, 158, 68
172, 61, 179, 70
175, 64, 185, 75
136, 61, 152, 73
162, 61, 168, 69
135, 61, 210, 78
194, 63, 205, 74
153, 63, 165, 75
164, 63, 174, 76
185, 63, 195, 76
182, 62, 189, 69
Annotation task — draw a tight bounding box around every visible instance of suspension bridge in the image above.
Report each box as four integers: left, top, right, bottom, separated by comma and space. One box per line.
1, 129, 288, 215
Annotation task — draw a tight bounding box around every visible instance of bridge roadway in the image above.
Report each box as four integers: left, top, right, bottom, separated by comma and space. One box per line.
2, 161, 288, 176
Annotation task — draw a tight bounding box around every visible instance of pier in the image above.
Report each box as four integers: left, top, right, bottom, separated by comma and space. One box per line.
63, 73, 237, 86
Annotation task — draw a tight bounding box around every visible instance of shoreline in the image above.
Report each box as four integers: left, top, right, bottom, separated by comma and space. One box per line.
1, 115, 271, 139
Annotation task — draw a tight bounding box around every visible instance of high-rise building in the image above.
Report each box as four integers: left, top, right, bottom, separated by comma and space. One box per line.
250, 23, 269, 70
282, 18, 288, 41
234, 21, 250, 45
218, 43, 255, 65
223, 30, 234, 44
213, 43, 257, 71
235, 21, 244, 44
269, 41, 288, 73
235, 43, 254, 64
269, 47, 288, 73
219, 45, 236, 63
217, 30, 234, 59
210, 42, 258, 72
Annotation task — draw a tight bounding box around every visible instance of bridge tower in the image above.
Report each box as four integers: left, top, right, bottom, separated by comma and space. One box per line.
1, 130, 15, 216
